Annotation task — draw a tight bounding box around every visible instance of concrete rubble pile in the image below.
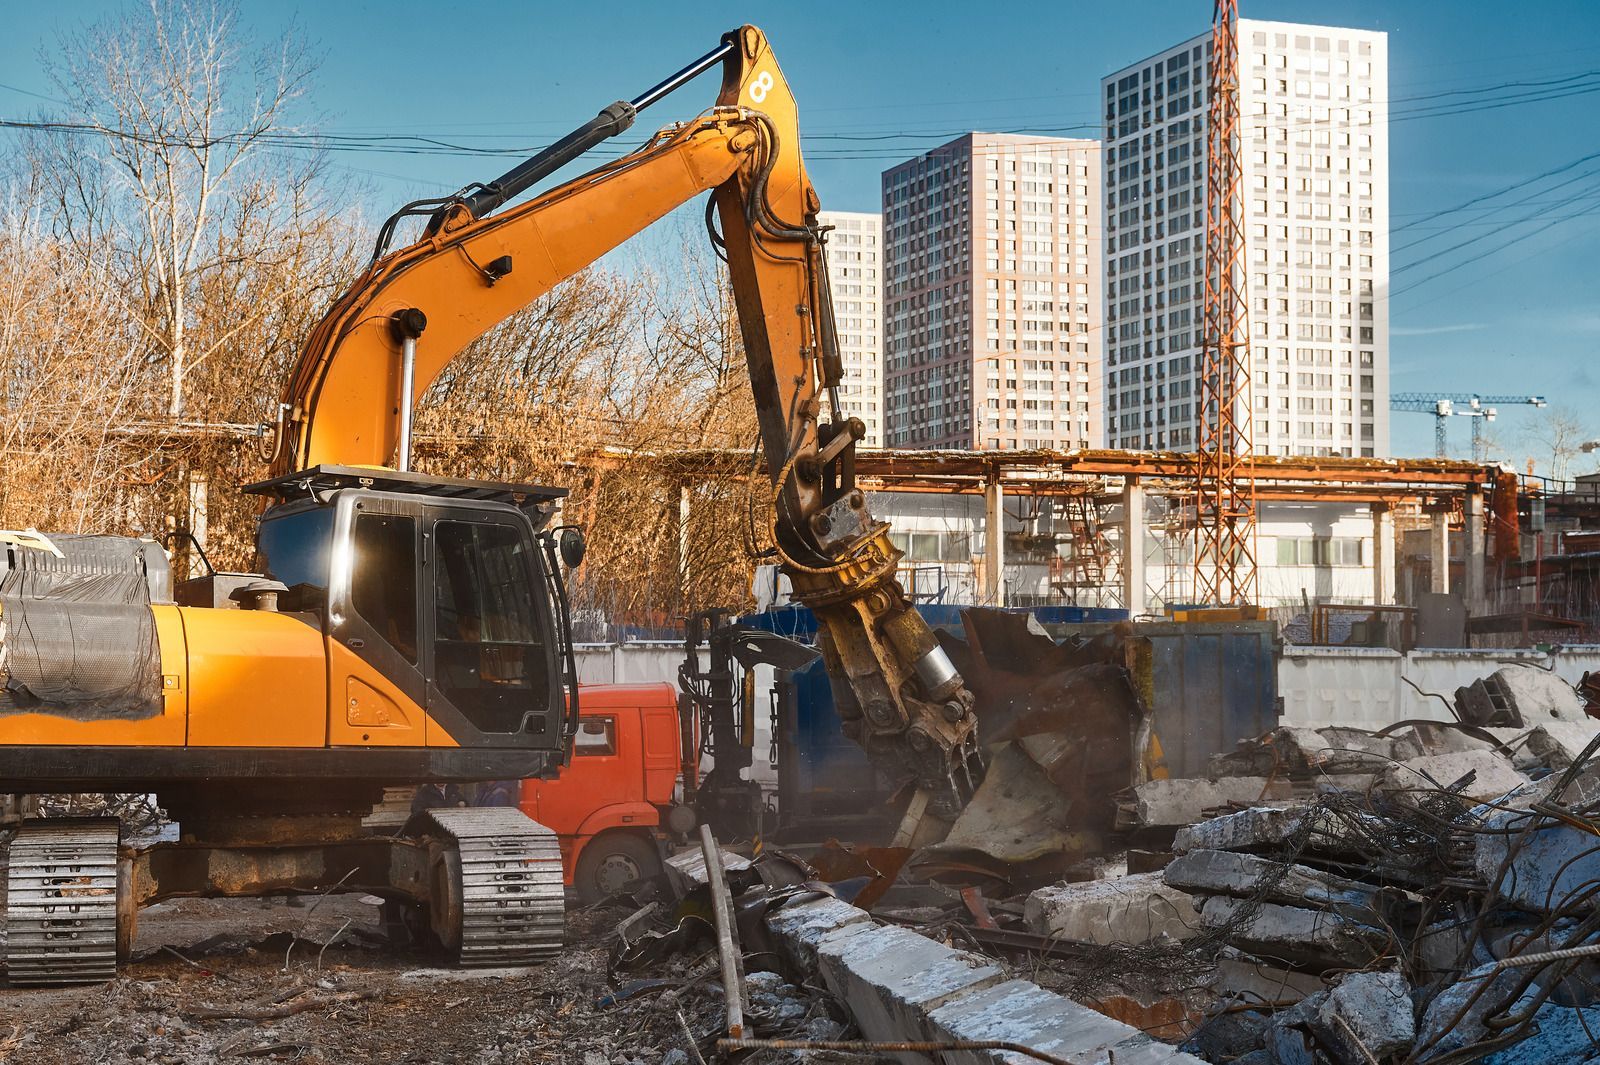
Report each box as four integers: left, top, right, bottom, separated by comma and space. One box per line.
1017, 711, 1600, 1064
637, 844, 1216, 1063
602, 665, 1600, 1063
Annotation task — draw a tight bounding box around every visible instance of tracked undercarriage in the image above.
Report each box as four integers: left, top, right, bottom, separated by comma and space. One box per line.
2, 791, 563, 986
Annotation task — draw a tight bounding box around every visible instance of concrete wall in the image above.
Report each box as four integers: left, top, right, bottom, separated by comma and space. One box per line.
1279, 644, 1600, 729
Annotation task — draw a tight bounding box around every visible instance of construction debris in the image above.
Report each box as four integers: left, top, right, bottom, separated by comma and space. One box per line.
829, 709, 1600, 1064
1117, 777, 1292, 829
12, 680, 1600, 1065
1024, 871, 1200, 945
1456, 663, 1588, 727
1163, 849, 1383, 922
1373, 747, 1531, 803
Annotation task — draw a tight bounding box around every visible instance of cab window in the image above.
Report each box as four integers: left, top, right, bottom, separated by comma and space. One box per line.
574, 717, 617, 756
351, 513, 418, 663
257, 506, 334, 613
433, 520, 549, 733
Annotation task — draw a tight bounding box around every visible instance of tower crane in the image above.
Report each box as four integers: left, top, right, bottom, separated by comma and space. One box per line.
1392, 392, 1547, 461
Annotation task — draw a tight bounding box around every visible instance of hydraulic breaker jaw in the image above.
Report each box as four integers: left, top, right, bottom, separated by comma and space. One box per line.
785, 525, 982, 817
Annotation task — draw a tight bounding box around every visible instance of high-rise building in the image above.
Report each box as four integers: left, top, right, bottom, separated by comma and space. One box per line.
1102, 20, 1389, 456
882, 133, 1103, 450
818, 210, 885, 447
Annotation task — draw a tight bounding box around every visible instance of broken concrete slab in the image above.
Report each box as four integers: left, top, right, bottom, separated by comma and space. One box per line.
763, 894, 873, 973
1409, 721, 1499, 757
1520, 721, 1600, 770
1216, 726, 1424, 778
761, 883, 1207, 1063
1318, 970, 1414, 1061
1495, 756, 1600, 810
1417, 956, 1600, 1064
1494, 665, 1587, 724
1200, 896, 1389, 970
1212, 951, 1327, 1006
1477, 1001, 1600, 1064
1414, 921, 1476, 983
922, 977, 1211, 1065
1375, 748, 1528, 804
1313, 726, 1393, 755
1261, 991, 1325, 1065
1413, 962, 1524, 1062
1173, 805, 1339, 855
1474, 809, 1600, 914
1164, 849, 1382, 923
1309, 773, 1377, 796
1024, 871, 1201, 945
815, 923, 1006, 1047
1117, 777, 1290, 828
1263, 1025, 1313, 1065
1485, 727, 1550, 771
663, 843, 750, 895
1181, 1008, 1272, 1063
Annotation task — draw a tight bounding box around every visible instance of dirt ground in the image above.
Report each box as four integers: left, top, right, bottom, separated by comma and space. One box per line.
0, 893, 849, 1065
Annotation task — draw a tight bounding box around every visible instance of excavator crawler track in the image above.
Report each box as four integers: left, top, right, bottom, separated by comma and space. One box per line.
424, 807, 564, 967
4, 819, 121, 986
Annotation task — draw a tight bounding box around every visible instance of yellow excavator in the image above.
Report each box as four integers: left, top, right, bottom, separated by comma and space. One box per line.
0, 25, 983, 984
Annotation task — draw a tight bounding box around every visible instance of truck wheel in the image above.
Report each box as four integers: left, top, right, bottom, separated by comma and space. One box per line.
575, 832, 661, 903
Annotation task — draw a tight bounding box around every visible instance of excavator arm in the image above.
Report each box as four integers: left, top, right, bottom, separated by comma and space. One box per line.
271, 26, 981, 814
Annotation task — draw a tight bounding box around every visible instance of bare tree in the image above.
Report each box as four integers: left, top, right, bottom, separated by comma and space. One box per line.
0, 202, 145, 531
30, 0, 320, 417
0, 1, 366, 573
1522, 404, 1597, 482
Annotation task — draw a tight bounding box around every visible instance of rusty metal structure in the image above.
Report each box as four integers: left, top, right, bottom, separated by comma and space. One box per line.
1193, 0, 1257, 605
634, 447, 1502, 504
629, 445, 1513, 610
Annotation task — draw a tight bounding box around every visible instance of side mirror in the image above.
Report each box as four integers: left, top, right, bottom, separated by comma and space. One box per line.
559, 527, 587, 569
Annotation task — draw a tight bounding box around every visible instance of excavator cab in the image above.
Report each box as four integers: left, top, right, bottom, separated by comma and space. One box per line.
243, 465, 580, 756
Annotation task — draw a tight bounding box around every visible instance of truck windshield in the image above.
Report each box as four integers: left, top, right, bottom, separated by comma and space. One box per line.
257, 506, 334, 613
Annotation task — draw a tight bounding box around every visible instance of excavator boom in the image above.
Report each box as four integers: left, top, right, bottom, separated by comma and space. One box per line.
271, 27, 982, 812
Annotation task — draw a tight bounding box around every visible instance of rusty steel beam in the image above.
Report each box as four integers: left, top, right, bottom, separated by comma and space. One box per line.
618, 446, 1494, 484
576, 448, 1501, 530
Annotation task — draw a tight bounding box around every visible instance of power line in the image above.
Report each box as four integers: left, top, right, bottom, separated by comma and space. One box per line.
1394, 147, 1600, 233
1392, 167, 1600, 258
1389, 195, 1600, 300
5, 67, 1598, 164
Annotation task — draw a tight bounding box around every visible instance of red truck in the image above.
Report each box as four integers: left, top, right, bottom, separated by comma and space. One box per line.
519, 683, 688, 901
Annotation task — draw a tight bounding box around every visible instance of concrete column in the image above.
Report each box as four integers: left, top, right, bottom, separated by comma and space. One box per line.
1371, 503, 1395, 605
1430, 510, 1451, 594
1464, 488, 1487, 614
1122, 477, 1147, 616
984, 473, 1006, 607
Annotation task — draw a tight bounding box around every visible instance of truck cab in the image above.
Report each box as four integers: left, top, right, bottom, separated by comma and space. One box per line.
519, 683, 684, 901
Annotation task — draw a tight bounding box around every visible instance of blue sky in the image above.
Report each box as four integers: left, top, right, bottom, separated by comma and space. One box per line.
3, 1, 1598, 463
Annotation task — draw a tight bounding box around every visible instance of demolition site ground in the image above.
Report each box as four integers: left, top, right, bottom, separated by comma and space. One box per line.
0, 894, 857, 1065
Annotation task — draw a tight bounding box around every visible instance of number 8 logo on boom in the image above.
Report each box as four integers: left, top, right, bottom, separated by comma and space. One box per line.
749, 71, 774, 104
